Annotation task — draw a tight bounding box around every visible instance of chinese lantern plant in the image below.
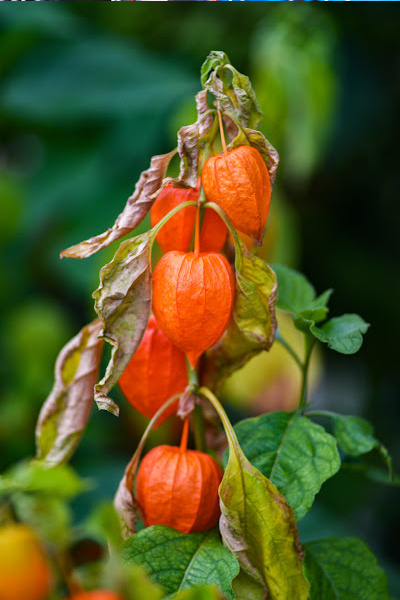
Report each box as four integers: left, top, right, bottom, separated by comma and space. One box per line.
30, 50, 395, 600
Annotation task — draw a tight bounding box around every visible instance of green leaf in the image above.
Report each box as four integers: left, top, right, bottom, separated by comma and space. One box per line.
35, 319, 103, 465
201, 51, 230, 87
202, 52, 262, 130
61, 149, 176, 259
200, 388, 310, 600
232, 570, 265, 600
1, 461, 88, 498
92, 232, 152, 415
309, 412, 393, 481
304, 537, 390, 599
273, 264, 316, 313
122, 526, 239, 600
332, 415, 379, 456
232, 412, 341, 520
203, 244, 277, 393
310, 314, 370, 354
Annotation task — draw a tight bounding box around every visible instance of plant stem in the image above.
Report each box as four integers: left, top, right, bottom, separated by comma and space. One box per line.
194, 202, 201, 257
275, 331, 303, 369
217, 106, 228, 155
299, 335, 315, 410
180, 418, 189, 452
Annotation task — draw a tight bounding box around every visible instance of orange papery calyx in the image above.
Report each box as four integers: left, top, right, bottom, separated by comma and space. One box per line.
201, 145, 271, 245
118, 315, 188, 426
136, 419, 223, 534
152, 249, 235, 368
150, 180, 227, 253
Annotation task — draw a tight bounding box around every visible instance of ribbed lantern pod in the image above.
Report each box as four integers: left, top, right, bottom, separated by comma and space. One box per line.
118, 315, 188, 426
152, 250, 235, 368
202, 145, 271, 244
150, 181, 227, 253
136, 420, 223, 534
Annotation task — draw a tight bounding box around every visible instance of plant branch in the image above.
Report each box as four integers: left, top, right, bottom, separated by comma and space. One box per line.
275, 331, 303, 369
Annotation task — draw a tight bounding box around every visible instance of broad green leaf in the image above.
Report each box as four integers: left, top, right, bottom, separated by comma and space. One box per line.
35, 319, 103, 465
200, 388, 309, 600
332, 415, 379, 456
92, 232, 152, 415
61, 149, 176, 259
122, 526, 239, 600
203, 244, 277, 393
202, 51, 262, 130
1, 461, 87, 499
232, 412, 341, 520
273, 264, 316, 313
101, 561, 164, 600
310, 314, 370, 354
310, 412, 393, 481
304, 537, 390, 600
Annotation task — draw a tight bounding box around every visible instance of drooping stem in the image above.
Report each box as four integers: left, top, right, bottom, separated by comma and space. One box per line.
194, 202, 201, 257
180, 418, 189, 453
275, 330, 303, 369
217, 106, 228, 155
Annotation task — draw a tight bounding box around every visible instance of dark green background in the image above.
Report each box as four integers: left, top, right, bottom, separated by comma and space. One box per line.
1, 3, 399, 594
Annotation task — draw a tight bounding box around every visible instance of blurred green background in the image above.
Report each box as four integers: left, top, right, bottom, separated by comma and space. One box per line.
1, 2, 400, 594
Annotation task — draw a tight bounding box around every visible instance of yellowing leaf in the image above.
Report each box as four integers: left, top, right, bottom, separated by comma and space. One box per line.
35, 319, 103, 465
200, 388, 309, 600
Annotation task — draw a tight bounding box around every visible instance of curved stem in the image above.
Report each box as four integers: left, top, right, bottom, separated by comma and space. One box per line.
204, 201, 243, 272
150, 200, 198, 239
217, 106, 228, 155
275, 331, 303, 369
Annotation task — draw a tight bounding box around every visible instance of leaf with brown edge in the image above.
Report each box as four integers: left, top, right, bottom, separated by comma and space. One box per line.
93, 232, 152, 415
35, 319, 103, 465
200, 388, 310, 600
163, 91, 216, 191
201, 51, 263, 130
202, 243, 277, 394
61, 149, 176, 259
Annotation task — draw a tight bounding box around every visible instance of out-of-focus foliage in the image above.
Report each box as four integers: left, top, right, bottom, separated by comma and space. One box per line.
1, 3, 400, 596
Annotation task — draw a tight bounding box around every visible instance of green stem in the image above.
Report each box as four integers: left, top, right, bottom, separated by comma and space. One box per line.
275, 331, 303, 369
204, 201, 243, 271
299, 335, 315, 410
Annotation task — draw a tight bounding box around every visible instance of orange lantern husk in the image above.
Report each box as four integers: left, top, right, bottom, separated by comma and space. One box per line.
201, 145, 271, 244
136, 420, 223, 534
150, 182, 227, 253
152, 251, 235, 368
118, 315, 188, 426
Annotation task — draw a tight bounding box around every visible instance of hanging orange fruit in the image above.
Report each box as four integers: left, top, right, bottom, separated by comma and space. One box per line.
118, 315, 187, 426
136, 420, 222, 533
150, 182, 227, 253
0, 524, 52, 600
201, 145, 271, 244
152, 251, 235, 368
